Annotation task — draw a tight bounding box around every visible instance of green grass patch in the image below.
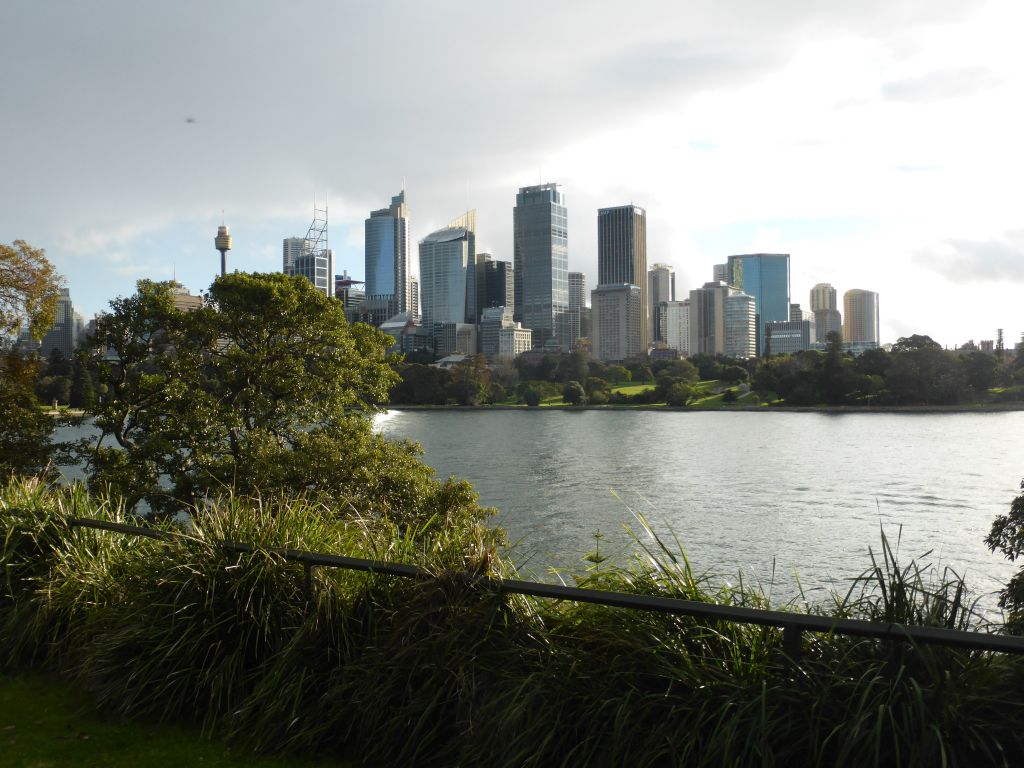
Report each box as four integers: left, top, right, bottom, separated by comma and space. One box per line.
609, 383, 655, 395
0, 675, 333, 768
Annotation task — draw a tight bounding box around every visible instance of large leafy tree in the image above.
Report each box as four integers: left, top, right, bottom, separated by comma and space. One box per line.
84, 273, 488, 529
0, 240, 64, 338
0, 241, 64, 478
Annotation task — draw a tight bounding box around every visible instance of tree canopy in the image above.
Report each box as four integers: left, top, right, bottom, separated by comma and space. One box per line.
0, 241, 64, 479
83, 273, 489, 530
0, 240, 64, 339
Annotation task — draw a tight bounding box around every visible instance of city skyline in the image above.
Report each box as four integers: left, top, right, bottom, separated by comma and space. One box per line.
3, 1, 1023, 347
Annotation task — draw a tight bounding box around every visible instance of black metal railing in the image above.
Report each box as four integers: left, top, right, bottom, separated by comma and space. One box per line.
68, 517, 1024, 661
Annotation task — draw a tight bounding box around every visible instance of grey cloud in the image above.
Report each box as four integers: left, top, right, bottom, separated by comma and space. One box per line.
882, 67, 1002, 102
920, 231, 1024, 284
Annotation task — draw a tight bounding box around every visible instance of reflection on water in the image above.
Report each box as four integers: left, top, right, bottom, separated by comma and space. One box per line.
377, 410, 1024, 615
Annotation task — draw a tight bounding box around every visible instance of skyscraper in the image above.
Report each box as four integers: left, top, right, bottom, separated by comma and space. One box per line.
843, 289, 880, 345
726, 253, 790, 355
648, 263, 674, 343
598, 205, 648, 349
689, 281, 755, 359
809, 282, 837, 313
591, 283, 642, 363
40, 288, 76, 360
568, 271, 587, 348
475, 253, 514, 318
283, 203, 334, 298
364, 190, 412, 325
418, 217, 476, 333
513, 183, 569, 349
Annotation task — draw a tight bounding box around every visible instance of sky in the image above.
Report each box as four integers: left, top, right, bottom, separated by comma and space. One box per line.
2, 0, 1022, 347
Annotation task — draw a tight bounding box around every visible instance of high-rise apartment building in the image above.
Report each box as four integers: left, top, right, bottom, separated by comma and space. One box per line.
648, 263, 675, 343
810, 282, 837, 313
479, 306, 532, 361
689, 281, 756, 359
661, 300, 690, 357
418, 218, 476, 334
591, 283, 642, 363
513, 183, 569, 349
364, 190, 413, 322
809, 282, 841, 344
726, 253, 790, 355
843, 289, 880, 345
598, 205, 648, 349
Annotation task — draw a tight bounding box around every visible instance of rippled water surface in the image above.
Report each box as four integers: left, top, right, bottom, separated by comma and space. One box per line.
377, 410, 1024, 611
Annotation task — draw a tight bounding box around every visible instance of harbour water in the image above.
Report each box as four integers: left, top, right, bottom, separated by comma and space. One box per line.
376, 409, 1024, 613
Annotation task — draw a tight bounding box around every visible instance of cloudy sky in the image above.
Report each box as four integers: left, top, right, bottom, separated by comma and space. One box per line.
3, 0, 1022, 347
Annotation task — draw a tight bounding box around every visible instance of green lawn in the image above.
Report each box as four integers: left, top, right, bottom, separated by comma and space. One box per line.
0, 676, 341, 768
608, 383, 655, 395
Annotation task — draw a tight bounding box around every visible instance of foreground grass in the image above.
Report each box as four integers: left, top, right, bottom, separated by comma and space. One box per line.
5, 477, 1024, 767
0, 675, 336, 768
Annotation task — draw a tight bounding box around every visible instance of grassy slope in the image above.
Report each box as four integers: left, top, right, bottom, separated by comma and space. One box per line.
0, 676, 339, 768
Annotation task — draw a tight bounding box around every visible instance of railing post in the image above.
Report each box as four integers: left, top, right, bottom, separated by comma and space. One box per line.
303, 563, 314, 611
783, 624, 802, 663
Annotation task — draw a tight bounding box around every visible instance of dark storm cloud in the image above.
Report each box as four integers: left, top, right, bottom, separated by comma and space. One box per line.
882, 67, 1002, 102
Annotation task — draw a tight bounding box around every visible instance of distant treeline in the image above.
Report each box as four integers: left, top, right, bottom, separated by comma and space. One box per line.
388, 334, 1024, 407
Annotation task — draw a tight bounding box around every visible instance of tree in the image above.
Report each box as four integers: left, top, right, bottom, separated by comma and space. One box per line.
987, 480, 1024, 631
448, 355, 491, 405
0, 241, 64, 477
0, 352, 57, 478
83, 273, 485, 529
562, 380, 586, 405
0, 240, 64, 338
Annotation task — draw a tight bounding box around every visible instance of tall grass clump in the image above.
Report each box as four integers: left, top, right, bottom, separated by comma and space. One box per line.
5, 476, 1024, 766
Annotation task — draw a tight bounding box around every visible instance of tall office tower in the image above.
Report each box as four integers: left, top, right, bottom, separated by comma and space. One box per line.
598, 205, 648, 349
689, 281, 755, 358
662, 299, 690, 356
40, 288, 76, 360
567, 271, 587, 348
843, 289, 880, 344
363, 190, 412, 326
713, 263, 729, 283
809, 283, 841, 343
476, 254, 514, 317
591, 283, 642, 363
726, 253, 790, 355
513, 183, 569, 349
809, 282, 838, 312
648, 263, 675, 343
284, 203, 334, 298
418, 218, 476, 334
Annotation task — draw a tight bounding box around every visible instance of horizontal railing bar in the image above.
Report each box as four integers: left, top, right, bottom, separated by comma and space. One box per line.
67, 517, 1024, 655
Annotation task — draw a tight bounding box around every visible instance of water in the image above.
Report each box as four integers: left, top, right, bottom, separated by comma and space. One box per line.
376, 409, 1024, 612
53, 412, 1024, 614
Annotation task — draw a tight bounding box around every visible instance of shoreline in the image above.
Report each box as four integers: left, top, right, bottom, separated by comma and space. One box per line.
386, 402, 1024, 414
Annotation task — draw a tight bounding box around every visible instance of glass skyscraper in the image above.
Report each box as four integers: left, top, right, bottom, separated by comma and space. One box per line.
726, 253, 791, 355
418, 222, 476, 332
513, 183, 569, 350
364, 190, 412, 322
